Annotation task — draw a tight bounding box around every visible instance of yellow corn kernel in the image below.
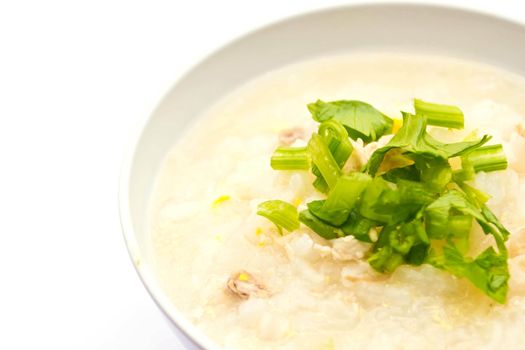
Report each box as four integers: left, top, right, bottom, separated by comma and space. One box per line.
238, 272, 250, 281
293, 197, 302, 207
212, 195, 231, 208
255, 227, 263, 236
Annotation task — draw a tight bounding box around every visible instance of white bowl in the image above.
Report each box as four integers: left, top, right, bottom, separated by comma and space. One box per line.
120, 4, 525, 349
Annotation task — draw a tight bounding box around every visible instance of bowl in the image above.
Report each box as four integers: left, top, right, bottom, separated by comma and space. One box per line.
119, 4, 525, 349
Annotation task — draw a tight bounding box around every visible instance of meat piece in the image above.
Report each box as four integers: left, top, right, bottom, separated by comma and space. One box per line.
227, 271, 269, 299
278, 127, 305, 145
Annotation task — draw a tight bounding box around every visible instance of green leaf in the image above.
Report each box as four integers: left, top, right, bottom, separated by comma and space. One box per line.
366, 113, 490, 176
425, 190, 482, 240
430, 133, 492, 158
388, 225, 418, 255
360, 177, 436, 225
370, 216, 429, 269
341, 209, 377, 242
479, 205, 510, 249
407, 243, 430, 265
308, 100, 393, 143
381, 164, 420, 183
257, 200, 299, 234
424, 190, 509, 251
458, 181, 491, 205
308, 173, 371, 226
359, 177, 398, 224
448, 214, 473, 239
299, 209, 341, 240
413, 157, 452, 192
429, 244, 509, 304
368, 246, 405, 273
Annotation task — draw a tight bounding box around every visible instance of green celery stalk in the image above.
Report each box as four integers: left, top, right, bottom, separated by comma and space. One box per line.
308, 133, 341, 190
464, 144, 508, 173
311, 119, 354, 193
257, 200, 299, 233
414, 99, 464, 129
311, 173, 371, 226
270, 146, 310, 170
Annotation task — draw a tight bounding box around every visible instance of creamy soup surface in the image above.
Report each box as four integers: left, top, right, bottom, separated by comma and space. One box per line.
149, 54, 525, 350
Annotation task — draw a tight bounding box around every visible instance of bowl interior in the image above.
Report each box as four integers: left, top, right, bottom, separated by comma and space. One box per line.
120, 4, 525, 348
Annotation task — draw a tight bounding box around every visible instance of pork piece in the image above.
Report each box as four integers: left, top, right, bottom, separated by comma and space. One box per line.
278, 127, 305, 145
227, 271, 269, 299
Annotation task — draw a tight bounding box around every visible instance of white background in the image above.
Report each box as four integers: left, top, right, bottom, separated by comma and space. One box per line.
0, 0, 524, 349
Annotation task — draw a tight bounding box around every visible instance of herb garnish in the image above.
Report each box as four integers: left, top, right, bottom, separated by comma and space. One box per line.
258, 98, 511, 303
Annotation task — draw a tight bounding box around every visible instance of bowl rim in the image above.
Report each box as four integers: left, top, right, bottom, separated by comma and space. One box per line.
119, 3, 525, 349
